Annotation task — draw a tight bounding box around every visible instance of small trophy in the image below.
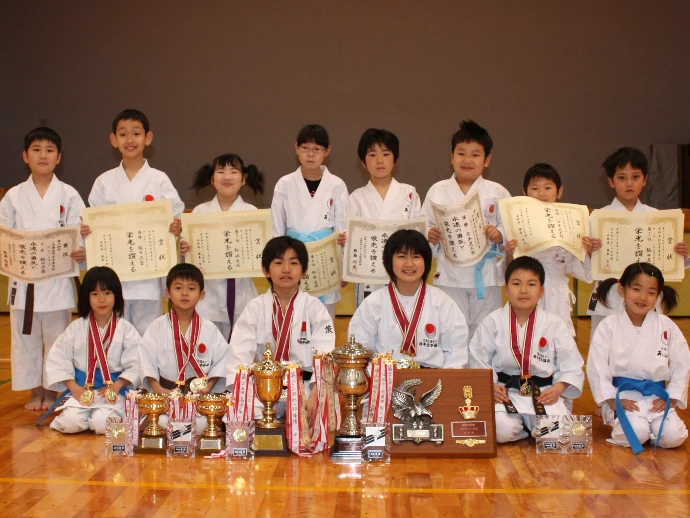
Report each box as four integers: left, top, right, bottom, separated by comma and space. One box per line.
137, 393, 169, 451
197, 393, 229, 452
561, 415, 593, 454
226, 421, 255, 460
167, 394, 197, 458
361, 422, 391, 463
330, 334, 374, 463
391, 379, 444, 446
105, 416, 128, 456
535, 416, 561, 453
251, 343, 290, 456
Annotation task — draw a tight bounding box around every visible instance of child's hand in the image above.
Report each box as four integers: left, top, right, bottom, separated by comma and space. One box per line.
609, 398, 639, 412
674, 242, 688, 258
340, 280, 349, 288
651, 398, 675, 413
169, 219, 182, 237
494, 384, 511, 404
427, 226, 442, 245
582, 236, 602, 256
179, 240, 190, 256
504, 239, 518, 259
537, 382, 566, 406
483, 225, 503, 244
337, 232, 347, 247
80, 222, 92, 238
71, 385, 88, 405
305, 388, 318, 425
70, 247, 86, 263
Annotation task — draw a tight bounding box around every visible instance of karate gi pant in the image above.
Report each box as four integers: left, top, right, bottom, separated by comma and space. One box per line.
123, 299, 162, 336
10, 307, 71, 391
50, 404, 120, 435
438, 286, 501, 340
494, 403, 542, 443
602, 398, 688, 449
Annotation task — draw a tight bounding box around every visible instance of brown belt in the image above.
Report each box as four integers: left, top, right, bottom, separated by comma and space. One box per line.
21, 277, 81, 335
159, 376, 195, 392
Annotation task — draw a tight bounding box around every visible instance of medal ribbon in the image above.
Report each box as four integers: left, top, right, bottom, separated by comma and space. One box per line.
272, 290, 299, 362
509, 307, 536, 380
168, 309, 204, 384
285, 365, 303, 455
230, 368, 255, 422
86, 312, 117, 385
388, 282, 427, 356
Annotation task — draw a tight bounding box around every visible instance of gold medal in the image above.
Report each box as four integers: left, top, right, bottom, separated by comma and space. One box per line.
233, 428, 248, 442
170, 385, 184, 399
80, 388, 94, 406
104, 385, 118, 404
571, 422, 585, 436
190, 376, 208, 394
111, 423, 126, 438
519, 381, 532, 397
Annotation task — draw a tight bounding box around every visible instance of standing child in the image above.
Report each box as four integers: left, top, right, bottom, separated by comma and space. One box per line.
504, 164, 599, 336
422, 120, 511, 339
340, 128, 422, 306
0, 127, 85, 410
469, 257, 585, 443
587, 147, 689, 340
180, 153, 264, 339
84, 109, 185, 335
45, 267, 140, 434
587, 263, 689, 453
271, 124, 349, 321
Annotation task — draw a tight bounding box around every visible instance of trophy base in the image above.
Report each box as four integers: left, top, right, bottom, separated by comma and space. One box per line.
137, 435, 166, 452
392, 424, 444, 445
252, 428, 290, 457
330, 436, 363, 463
198, 437, 225, 452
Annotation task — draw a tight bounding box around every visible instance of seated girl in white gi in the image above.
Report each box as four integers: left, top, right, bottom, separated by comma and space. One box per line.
469, 256, 585, 443
587, 262, 689, 453
45, 267, 140, 434
348, 229, 468, 368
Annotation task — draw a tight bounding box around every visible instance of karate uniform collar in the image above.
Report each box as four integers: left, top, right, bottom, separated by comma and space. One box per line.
609, 197, 645, 212
117, 159, 151, 179
451, 173, 484, 196
210, 194, 245, 212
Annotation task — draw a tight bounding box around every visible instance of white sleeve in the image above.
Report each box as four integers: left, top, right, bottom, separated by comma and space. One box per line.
271, 179, 287, 236
345, 194, 360, 218
421, 189, 442, 256
207, 324, 229, 392
139, 321, 163, 388
551, 320, 585, 398
334, 182, 349, 233
409, 188, 423, 219
87, 177, 105, 207
45, 322, 79, 392
666, 322, 690, 408
565, 252, 592, 283
227, 302, 260, 379
438, 295, 468, 368
117, 323, 141, 388
347, 298, 379, 352
468, 315, 498, 383
585, 318, 616, 405
494, 188, 511, 245
159, 174, 185, 218
0, 192, 16, 228
309, 299, 336, 353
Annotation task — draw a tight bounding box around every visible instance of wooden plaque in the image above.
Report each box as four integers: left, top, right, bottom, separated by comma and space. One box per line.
386, 369, 497, 458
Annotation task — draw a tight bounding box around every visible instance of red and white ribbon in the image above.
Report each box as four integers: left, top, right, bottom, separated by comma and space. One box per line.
229, 367, 255, 422
388, 282, 427, 356
366, 354, 396, 425
86, 312, 117, 385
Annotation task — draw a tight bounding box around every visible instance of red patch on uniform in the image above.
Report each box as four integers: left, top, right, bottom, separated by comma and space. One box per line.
662, 330, 669, 344
328, 198, 333, 207
144, 194, 154, 201
425, 323, 435, 335
434, 272, 440, 279
663, 331, 668, 340
488, 204, 495, 213
198, 343, 206, 354
539, 337, 548, 348
59, 205, 64, 213
408, 192, 413, 199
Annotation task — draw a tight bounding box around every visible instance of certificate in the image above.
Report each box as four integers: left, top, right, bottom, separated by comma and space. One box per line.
0, 224, 80, 282
82, 200, 178, 281
498, 197, 589, 262
591, 209, 684, 281
431, 192, 489, 267
302, 233, 342, 298
182, 209, 272, 279
343, 216, 427, 284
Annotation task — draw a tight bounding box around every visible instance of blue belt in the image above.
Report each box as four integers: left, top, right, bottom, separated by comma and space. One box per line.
474, 243, 503, 300
287, 227, 335, 303
612, 376, 669, 454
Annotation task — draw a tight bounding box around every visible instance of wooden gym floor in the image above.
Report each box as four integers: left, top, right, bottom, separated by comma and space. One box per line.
0, 315, 689, 517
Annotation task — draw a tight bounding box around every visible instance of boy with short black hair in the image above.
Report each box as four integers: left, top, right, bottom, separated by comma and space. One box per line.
271, 124, 349, 321
0, 127, 86, 410
422, 120, 511, 339
469, 256, 584, 443
84, 108, 185, 335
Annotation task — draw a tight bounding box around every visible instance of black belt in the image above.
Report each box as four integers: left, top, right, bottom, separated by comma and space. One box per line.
497, 372, 552, 416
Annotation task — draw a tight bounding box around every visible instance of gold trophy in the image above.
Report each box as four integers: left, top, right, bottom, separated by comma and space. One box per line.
251, 343, 290, 456
137, 393, 169, 451
197, 393, 228, 452
330, 334, 374, 462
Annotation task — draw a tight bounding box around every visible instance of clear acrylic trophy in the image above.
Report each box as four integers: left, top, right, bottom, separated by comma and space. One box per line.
226, 421, 255, 460
560, 415, 593, 454
166, 419, 196, 458
535, 415, 562, 453
105, 416, 129, 456
361, 422, 391, 463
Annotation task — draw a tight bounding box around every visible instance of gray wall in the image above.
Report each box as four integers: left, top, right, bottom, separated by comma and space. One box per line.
2, 1, 689, 209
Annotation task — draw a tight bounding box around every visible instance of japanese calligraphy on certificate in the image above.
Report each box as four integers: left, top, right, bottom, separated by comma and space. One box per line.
181, 209, 271, 279
591, 209, 684, 281
343, 216, 427, 284
498, 197, 589, 262
82, 200, 177, 281
0, 224, 80, 282
431, 192, 489, 267
302, 233, 342, 297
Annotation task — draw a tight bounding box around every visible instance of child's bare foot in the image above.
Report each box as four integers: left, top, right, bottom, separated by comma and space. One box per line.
25, 387, 44, 411
41, 390, 57, 410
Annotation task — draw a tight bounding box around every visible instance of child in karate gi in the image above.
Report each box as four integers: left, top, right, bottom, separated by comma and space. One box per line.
340, 128, 422, 307
180, 153, 264, 339
0, 127, 85, 410
348, 229, 468, 368
587, 262, 689, 453
84, 109, 185, 335
271, 124, 349, 321
46, 267, 140, 434
469, 256, 585, 443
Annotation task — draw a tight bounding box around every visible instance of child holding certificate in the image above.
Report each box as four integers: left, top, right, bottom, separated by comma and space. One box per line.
422, 120, 511, 339
179, 153, 265, 339
45, 267, 140, 434
271, 124, 349, 322
0, 127, 86, 411
339, 128, 422, 307
469, 256, 585, 443
348, 229, 468, 368
83, 109, 185, 335
587, 262, 689, 453
503, 164, 599, 336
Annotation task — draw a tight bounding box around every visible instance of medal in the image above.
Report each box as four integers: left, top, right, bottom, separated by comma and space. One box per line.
169, 309, 205, 389
519, 379, 532, 397
509, 307, 536, 396
104, 382, 118, 404
272, 289, 299, 362
86, 313, 118, 401
170, 384, 184, 399
388, 282, 427, 357
571, 422, 585, 436
80, 386, 94, 406
190, 376, 208, 394
233, 428, 248, 442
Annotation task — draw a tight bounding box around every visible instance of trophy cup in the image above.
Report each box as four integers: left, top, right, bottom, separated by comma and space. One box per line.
251, 343, 290, 456
330, 334, 374, 463
197, 393, 229, 452
137, 393, 169, 451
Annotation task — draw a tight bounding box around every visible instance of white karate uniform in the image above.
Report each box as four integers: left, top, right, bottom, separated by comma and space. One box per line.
88, 160, 185, 334
469, 304, 585, 443
348, 283, 468, 368
346, 179, 423, 306
271, 167, 349, 313
422, 174, 511, 338
45, 317, 141, 434
188, 195, 258, 339
587, 310, 690, 449
0, 175, 85, 390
